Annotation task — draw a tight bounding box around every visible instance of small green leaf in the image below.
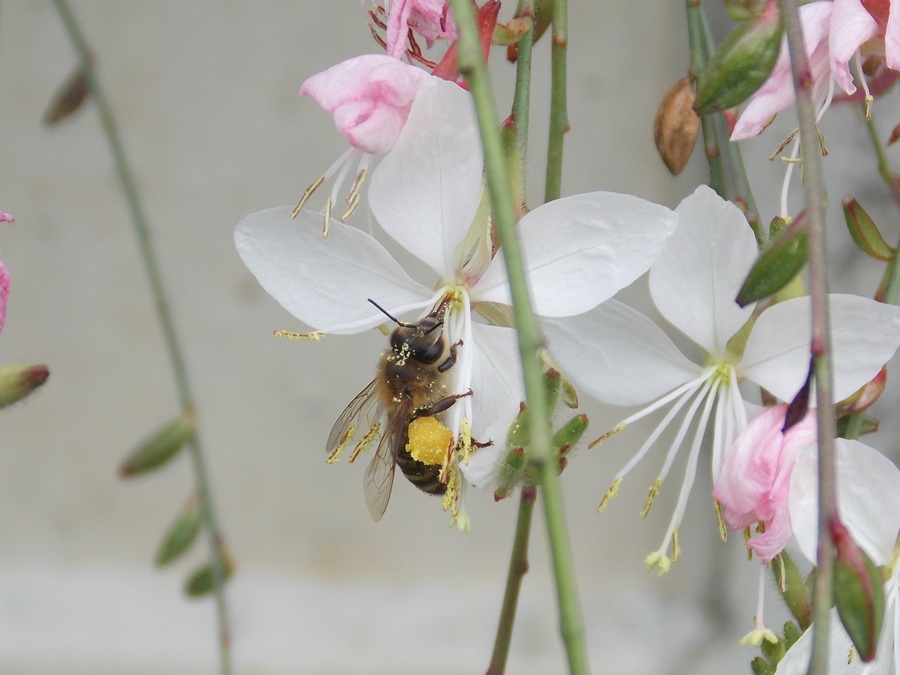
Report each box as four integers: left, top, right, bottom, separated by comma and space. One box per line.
155, 496, 203, 567
736, 215, 807, 306
185, 553, 233, 598
695, 1, 783, 115
843, 195, 896, 261
119, 412, 196, 477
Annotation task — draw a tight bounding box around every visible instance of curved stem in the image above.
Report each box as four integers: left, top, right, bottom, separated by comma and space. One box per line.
487, 486, 537, 675
449, 1, 588, 672
779, 2, 837, 674
50, 3, 232, 672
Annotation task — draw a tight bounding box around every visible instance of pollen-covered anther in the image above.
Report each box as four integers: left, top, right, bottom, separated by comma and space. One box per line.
588, 423, 625, 449
641, 477, 663, 519
671, 529, 681, 563
713, 499, 728, 542
273, 329, 325, 341
598, 477, 622, 513
290, 175, 325, 219
407, 416, 453, 466
350, 422, 381, 462
442, 460, 460, 517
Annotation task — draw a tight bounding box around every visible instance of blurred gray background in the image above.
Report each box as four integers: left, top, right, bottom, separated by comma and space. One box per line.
0, 2, 897, 673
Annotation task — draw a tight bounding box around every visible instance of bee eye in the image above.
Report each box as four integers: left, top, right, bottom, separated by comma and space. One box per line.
416, 339, 444, 364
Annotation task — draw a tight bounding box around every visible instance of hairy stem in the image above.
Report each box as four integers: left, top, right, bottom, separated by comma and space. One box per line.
779, 2, 837, 674
449, 1, 588, 672
50, 3, 232, 672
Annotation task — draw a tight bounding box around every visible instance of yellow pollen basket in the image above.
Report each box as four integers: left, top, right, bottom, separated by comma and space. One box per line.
406, 417, 453, 466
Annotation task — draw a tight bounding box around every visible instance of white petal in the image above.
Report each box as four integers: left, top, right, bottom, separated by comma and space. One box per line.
790, 440, 900, 565
235, 206, 433, 333
774, 608, 863, 675
543, 301, 703, 406
650, 185, 757, 353
368, 77, 484, 278
741, 295, 900, 402
474, 192, 677, 316
468, 323, 523, 438
460, 417, 511, 489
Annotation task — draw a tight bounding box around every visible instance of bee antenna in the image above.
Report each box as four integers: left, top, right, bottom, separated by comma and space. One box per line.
367, 298, 414, 327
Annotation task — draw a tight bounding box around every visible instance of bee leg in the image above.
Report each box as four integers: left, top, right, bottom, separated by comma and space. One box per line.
413, 388, 473, 418
437, 339, 464, 373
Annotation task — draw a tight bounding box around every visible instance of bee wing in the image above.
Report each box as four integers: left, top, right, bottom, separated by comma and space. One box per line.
363, 398, 412, 522
326, 379, 383, 459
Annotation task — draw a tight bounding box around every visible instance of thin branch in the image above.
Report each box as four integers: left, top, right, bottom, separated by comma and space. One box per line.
50, 3, 232, 672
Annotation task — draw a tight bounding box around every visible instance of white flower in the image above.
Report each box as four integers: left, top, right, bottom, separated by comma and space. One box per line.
775, 441, 900, 674
235, 77, 678, 521
544, 185, 900, 571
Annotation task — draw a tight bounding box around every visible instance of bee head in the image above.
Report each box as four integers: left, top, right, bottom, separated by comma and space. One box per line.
368, 298, 448, 365
390, 317, 446, 364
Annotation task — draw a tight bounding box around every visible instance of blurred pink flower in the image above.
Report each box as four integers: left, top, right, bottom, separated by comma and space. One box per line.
0, 210, 12, 334
385, 0, 456, 59
713, 404, 817, 563
731, 0, 892, 140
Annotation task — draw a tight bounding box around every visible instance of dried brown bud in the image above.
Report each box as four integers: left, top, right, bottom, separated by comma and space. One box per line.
653, 77, 700, 176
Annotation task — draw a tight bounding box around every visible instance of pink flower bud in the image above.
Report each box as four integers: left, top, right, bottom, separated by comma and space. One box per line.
300, 55, 427, 155
713, 404, 817, 563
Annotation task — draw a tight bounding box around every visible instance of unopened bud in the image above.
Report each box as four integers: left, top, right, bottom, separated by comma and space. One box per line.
552, 414, 589, 454
831, 518, 885, 662
776, 551, 812, 629
505, 0, 552, 62
782, 620, 802, 649
838, 367, 887, 415
736, 213, 807, 307
43, 61, 91, 126
695, 0, 783, 115
119, 411, 196, 477
750, 655, 775, 675
0, 364, 49, 409
653, 77, 700, 176
843, 196, 896, 261
155, 496, 203, 567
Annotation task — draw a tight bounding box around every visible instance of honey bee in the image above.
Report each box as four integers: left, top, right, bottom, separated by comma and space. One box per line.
326, 296, 470, 521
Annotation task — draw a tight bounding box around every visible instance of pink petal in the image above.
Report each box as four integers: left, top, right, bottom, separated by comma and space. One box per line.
0, 258, 7, 334
713, 405, 817, 563
300, 55, 427, 154
887, 0, 900, 70
830, 0, 879, 92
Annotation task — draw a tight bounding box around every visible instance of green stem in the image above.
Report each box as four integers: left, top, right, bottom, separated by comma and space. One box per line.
780, 3, 837, 674
544, 0, 568, 202
511, 0, 535, 205
50, 3, 232, 672
861, 107, 900, 305
487, 486, 537, 675
449, 1, 588, 673
685, 0, 728, 198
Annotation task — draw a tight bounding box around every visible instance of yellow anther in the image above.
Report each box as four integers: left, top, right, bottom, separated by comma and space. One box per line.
322, 198, 332, 238
291, 175, 325, 218
588, 423, 625, 449
273, 330, 325, 341
671, 529, 681, 563
598, 477, 622, 513
350, 423, 380, 462
641, 477, 662, 519
713, 499, 728, 542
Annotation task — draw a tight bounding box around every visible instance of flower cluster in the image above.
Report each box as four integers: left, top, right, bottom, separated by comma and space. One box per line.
732, 0, 900, 140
